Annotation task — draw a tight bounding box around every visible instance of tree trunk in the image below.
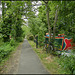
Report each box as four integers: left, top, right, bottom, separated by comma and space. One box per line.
53, 5, 58, 50
44, 1, 51, 43
47, 8, 51, 43
53, 5, 58, 40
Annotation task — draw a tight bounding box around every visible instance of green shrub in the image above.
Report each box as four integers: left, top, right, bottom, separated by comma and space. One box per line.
27, 34, 34, 40
10, 38, 16, 46
59, 55, 75, 74
0, 34, 3, 46
0, 43, 14, 62
16, 37, 23, 42
22, 32, 25, 38
38, 32, 45, 47
0, 38, 3, 46
72, 49, 75, 54
29, 35, 34, 40
72, 34, 75, 43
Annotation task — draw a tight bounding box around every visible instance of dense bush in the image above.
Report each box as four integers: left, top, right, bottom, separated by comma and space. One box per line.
29, 35, 34, 40
10, 38, 16, 46
39, 42, 45, 47
59, 55, 75, 74
0, 38, 3, 46
0, 43, 14, 62
72, 34, 75, 43
0, 34, 3, 46
22, 32, 25, 38
72, 49, 75, 55
38, 32, 45, 47
16, 37, 24, 42
27, 34, 34, 40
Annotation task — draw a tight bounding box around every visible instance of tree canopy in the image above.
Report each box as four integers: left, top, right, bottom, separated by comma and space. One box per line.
0, 1, 75, 43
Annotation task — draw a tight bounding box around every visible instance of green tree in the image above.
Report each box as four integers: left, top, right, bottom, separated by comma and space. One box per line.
1, 1, 33, 42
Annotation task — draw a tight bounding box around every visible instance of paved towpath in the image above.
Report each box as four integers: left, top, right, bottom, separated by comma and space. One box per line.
18, 39, 49, 74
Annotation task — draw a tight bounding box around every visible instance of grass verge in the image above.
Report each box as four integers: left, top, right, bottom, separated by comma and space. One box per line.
28, 40, 66, 74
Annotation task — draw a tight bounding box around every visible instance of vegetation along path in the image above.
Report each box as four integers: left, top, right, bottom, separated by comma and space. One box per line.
18, 39, 49, 74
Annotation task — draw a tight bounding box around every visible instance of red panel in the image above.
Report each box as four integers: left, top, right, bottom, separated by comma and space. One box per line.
64, 38, 72, 50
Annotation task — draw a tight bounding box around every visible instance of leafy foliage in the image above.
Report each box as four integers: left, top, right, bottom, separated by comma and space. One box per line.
0, 1, 75, 74
16, 37, 23, 42
28, 17, 47, 45
9, 38, 16, 46
1, 1, 32, 42
21, 25, 31, 38
57, 1, 75, 37
0, 1, 33, 63
0, 43, 14, 62
59, 55, 75, 74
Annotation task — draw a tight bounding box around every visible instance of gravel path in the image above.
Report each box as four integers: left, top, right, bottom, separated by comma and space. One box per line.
18, 39, 49, 74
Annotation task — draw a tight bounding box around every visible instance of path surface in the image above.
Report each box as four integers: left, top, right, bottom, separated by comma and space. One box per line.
18, 39, 49, 74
